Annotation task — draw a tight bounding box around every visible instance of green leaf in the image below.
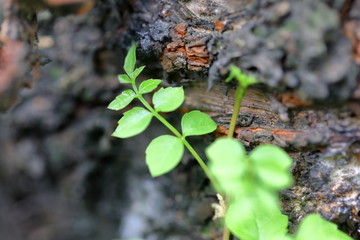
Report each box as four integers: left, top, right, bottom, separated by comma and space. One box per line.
153, 87, 184, 112
112, 107, 152, 138
226, 197, 289, 240
253, 208, 289, 240
226, 198, 257, 240
118, 74, 132, 84
107, 90, 136, 111
139, 79, 162, 94
131, 66, 146, 80
254, 187, 281, 215
206, 138, 247, 197
272, 236, 293, 240
124, 45, 136, 76
250, 144, 293, 190
145, 135, 184, 177
226, 65, 258, 88
181, 110, 217, 137
295, 214, 353, 240
275, 236, 294, 240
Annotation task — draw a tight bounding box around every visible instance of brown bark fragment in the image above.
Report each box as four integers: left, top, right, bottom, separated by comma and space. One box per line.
173, 23, 188, 38
344, 20, 360, 64
161, 38, 211, 72
214, 19, 225, 33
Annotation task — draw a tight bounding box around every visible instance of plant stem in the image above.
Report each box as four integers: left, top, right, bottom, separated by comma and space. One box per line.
224, 85, 246, 240
223, 225, 231, 240
182, 140, 222, 194
134, 86, 222, 193
227, 86, 244, 138
136, 93, 183, 139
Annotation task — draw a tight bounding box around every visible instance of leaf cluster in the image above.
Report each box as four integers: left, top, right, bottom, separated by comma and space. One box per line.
108, 45, 217, 177
206, 138, 352, 240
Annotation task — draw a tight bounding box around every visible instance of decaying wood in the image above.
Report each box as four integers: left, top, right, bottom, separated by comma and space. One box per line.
136, 0, 359, 100
185, 82, 360, 150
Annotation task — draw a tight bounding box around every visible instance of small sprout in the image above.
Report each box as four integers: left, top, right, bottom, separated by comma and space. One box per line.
225, 65, 258, 88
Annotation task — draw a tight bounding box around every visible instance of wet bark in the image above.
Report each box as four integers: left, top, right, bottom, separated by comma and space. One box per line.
0, 0, 360, 239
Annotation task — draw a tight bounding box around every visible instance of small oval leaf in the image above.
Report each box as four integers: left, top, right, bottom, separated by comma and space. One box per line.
153, 87, 184, 112
226, 199, 257, 240
118, 74, 131, 84
295, 214, 353, 240
206, 138, 247, 197
124, 45, 136, 76
107, 90, 136, 111
146, 135, 184, 177
131, 66, 146, 80
112, 107, 152, 138
139, 79, 162, 94
226, 197, 289, 240
181, 110, 217, 137
250, 145, 293, 190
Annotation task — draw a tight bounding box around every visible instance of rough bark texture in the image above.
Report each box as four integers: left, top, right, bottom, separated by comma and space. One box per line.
0, 0, 360, 239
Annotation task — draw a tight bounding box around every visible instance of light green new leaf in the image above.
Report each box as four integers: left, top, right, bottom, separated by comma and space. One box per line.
225, 65, 258, 88
254, 187, 281, 215
139, 79, 162, 94
295, 214, 353, 240
146, 135, 184, 177
118, 74, 132, 84
107, 90, 136, 111
112, 107, 152, 138
131, 66, 145, 80
250, 144, 293, 190
226, 197, 289, 240
273, 236, 294, 240
206, 138, 247, 197
253, 210, 289, 240
226, 198, 257, 240
181, 110, 217, 137
253, 189, 289, 240
124, 45, 136, 76
153, 87, 184, 112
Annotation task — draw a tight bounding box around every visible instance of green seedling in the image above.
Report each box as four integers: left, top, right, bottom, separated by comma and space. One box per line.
207, 138, 293, 240
225, 65, 258, 138
108, 45, 221, 192
206, 66, 352, 240
109, 46, 352, 240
